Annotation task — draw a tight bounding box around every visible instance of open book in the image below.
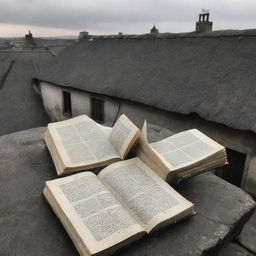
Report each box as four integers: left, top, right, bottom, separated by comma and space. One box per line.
43, 157, 195, 256
136, 122, 227, 183
45, 115, 140, 175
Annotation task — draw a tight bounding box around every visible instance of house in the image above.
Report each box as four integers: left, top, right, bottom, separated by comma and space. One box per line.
33, 19, 256, 197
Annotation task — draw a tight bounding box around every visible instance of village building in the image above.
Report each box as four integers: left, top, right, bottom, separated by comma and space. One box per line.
33, 17, 256, 197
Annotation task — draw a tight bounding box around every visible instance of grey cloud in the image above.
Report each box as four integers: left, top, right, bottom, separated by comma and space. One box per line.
0, 0, 256, 33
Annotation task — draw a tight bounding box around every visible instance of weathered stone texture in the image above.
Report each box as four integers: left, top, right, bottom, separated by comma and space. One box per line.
0, 127, 255, 256
237, 212, 256, 255
219, 243, 254, 256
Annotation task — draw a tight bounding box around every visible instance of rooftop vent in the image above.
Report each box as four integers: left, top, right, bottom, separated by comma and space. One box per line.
196, 9, 213, 32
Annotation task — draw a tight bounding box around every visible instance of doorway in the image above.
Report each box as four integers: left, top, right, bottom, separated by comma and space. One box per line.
215, 148, 246, 187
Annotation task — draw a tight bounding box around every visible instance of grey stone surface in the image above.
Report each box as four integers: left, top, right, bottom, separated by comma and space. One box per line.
237, 211, 256, 255
0, 127, 255, 256
219, 243, 254, 256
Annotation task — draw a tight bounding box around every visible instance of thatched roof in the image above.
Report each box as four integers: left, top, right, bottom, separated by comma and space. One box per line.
0, 59, 12, 89
36, 29, 256, 133
0, 51, 51, 135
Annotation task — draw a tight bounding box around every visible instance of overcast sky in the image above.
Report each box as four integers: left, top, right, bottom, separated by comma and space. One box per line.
0, 0, 256, 37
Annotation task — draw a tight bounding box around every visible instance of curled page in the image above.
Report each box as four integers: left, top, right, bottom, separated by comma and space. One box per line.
135, 121, 173, 181
109, 114, 140, 159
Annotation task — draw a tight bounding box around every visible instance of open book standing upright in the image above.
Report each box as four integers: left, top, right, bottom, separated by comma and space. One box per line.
43, 157, 195, 256
45, 114, 140, 175
136, 122, 227, 183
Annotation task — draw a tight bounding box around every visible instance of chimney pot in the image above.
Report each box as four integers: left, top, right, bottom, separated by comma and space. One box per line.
78, 31, 89, 41
150, 25, 159, 34
196, 9, 213, 32
24, 30, 35, 47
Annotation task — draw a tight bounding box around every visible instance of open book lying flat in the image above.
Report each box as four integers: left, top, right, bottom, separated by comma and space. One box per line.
136, 122, 227, 184
43, 157, 195, 256
45, 115, 140, 175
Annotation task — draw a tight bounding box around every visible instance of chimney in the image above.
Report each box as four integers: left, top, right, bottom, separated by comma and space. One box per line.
196, 9, 213, 32
78, 31, 89, 41
150, 25, 159, 34
24, 30, 35, 48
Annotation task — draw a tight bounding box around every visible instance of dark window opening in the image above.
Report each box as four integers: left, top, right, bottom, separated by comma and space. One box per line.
90, 98, 104, 122
32, 78, 41, 95
63, 91, 72, 116
215, 148, 246, 187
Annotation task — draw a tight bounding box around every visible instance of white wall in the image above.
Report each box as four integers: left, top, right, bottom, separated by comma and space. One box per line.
40, 81, 63, 121
39, 81, 119, 126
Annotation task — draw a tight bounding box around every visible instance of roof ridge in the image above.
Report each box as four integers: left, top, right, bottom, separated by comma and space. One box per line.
79, 29, 256, 41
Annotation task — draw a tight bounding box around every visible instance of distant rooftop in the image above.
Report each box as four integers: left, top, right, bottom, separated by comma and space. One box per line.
35, 28, 256, 133
77, 29, 256, 40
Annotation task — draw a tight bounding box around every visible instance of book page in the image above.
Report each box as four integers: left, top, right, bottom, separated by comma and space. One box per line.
96, 123, 112, 139
45, 172, 145, 255
177, 154, 228, 180
48, 115, 120, 168
108, 114, 140, 159
135, 122, 172, 180
99, 158, 194, 233
150, 129, 224, 170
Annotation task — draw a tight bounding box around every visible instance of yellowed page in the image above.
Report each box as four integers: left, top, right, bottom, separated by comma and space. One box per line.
135, 121, 172, 180
45, 129, 66, 175
150, 128, 225, 171
177, 155, 228, 180
99, 158, 194, 233
47, 115, 120, 169
43, 187, 90, 256
108, 114, 140, 159
96, 123, 112, 139
45, 172, 145, 255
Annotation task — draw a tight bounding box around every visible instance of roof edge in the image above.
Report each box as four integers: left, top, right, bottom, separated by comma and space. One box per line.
78, 29, 256, 41
34, 78, 256, 135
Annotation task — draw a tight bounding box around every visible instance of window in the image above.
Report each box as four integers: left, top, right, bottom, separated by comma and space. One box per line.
215, 148, 246, 187
63, 91, 72, 116
90, 97, 104, 122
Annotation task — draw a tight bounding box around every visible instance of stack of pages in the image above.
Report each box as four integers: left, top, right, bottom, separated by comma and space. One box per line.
136, 122, 227, 183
